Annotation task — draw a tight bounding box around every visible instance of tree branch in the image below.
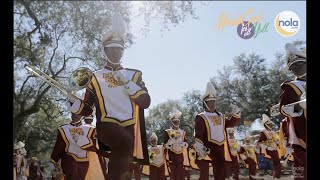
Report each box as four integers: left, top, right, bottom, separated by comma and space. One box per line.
19, 0, 41, 33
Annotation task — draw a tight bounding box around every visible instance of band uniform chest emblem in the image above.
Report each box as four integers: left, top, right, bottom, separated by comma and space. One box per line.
208, 115, 221, 126
169, 130, 182, 139
69, 128, 84, 136
103, 72, 126, 88
246, 147, 255, 156
149, 148, 161, 162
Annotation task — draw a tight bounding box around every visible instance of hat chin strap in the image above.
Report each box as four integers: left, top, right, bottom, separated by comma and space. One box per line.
204, 101, 214, 113
171, 120, 180, 128
106, 56, 122, 65
265, 123, 272, 130
102, 46, 122, 67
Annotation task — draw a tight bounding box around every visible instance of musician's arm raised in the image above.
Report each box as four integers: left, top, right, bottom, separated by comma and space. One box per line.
69, 83, 96, 116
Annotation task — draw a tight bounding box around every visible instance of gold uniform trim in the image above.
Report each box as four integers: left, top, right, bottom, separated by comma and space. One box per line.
74, 102, 84, 115
281, 82, 303, 117
150, 148, 165, 168
132, 71, 142, 83
101, 117, 136, 126
231, 114, 240, 119
285, 82, 302, 96
130, 90, 147, 99
87, 83, 93, 90
298, 138, 306, 149
166, 130, 185, 154
93, 73, 137, 127
195, 138, 204, 145
280, 108, 291, 117
151, 161, 165, 167
200, 114, 225, 145
58, 127, 90, 161
50, 158, 57, 165
91, 75, 107, 118
81, 128, 94, 149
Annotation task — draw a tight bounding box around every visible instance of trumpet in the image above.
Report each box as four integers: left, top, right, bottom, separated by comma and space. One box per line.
270, 103, 280, 117
25, 64, 93, 100
198, 147, 210, 160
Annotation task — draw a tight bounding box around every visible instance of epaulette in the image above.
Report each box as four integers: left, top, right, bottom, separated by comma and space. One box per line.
125, 68, 142, 73
280, 80, 293, 87
82, 124, 95, 128
59, 123, 70, 128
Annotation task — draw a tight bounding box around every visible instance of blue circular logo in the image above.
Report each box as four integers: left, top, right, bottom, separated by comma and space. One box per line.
237, 21, 255, 39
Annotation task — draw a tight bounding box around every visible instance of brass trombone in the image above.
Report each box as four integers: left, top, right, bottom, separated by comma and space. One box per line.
25, 64, 93, 100
270, 99, 306, 117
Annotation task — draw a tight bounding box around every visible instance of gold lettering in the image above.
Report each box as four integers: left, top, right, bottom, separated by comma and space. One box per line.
214, 8, 264, 31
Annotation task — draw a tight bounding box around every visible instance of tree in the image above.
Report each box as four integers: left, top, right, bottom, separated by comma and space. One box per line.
145, 42, 304, 140
14, 1, 199, 141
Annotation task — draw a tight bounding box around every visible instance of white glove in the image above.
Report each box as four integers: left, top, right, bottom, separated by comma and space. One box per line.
180, 142, 188, 148
231, 105, 241, 116
240, 154, 247, 161
281, 105, 303, 117
285, 147, 294, 158
48, 162, 55, 172
195, 141, 206, 159
67, 92, 78, 103
114, 70, 129, 85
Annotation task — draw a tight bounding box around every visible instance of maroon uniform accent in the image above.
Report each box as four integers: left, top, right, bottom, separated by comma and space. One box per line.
50, 123, 98, 180
74, 67, 151, 179
195, 159, 210, 180
150, 164, 166, 180
239, 147, 257, 180
258, 132, 281, 179
195, 112, 240, 180
280, 79, 306, 180
130, 162, 142, 180
164, 130, 185, 180
225, 153, 239, 180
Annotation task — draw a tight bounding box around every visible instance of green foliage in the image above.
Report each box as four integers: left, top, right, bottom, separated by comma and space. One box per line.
14, 2, 199, 176
145, 42, 304, 141
17, 109, 69, 170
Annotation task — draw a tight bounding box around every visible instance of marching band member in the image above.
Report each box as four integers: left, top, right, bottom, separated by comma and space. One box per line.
68, 12, 150, 179
226, 128, 241, 180
280, 43, 306, 180
14, 141, 28, 180
49, 113, 103, 180
164, 107, 188, 180
194, 81, 241, 180
238, 132, 259, 180
188, 143, 212, 180
148, 132, 166, 180
279, 117, 294, 165
257, 114, 281, 180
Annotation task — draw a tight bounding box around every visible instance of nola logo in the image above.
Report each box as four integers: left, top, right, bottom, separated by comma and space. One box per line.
291, 166, 304, 178
275, 11, 300, 37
